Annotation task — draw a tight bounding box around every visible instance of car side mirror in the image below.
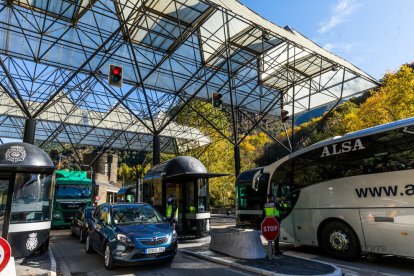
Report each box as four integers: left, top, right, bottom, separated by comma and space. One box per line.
166, 217, 176, 225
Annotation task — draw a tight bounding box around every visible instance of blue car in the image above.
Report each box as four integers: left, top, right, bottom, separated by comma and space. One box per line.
85, 203, 177, 269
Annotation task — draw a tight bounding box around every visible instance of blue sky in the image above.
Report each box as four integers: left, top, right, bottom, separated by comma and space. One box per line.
239, 0, 414, 80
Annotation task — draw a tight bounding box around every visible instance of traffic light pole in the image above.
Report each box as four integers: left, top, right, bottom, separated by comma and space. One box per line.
23, 118, 36, 144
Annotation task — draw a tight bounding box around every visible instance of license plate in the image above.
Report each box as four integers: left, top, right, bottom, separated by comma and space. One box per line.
145, 247, 165, 254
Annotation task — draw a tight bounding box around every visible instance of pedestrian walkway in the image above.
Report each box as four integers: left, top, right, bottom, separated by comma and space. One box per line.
14, 250, 55, 276
179, 240, 341, 276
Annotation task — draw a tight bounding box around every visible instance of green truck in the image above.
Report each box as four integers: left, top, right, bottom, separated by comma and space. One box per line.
52, 170, 93, 228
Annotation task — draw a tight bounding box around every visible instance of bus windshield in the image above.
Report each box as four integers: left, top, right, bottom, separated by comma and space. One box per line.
237, 173, 268, 210
56, 185, 91, 199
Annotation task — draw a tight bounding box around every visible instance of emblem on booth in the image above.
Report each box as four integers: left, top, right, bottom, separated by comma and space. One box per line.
26, 232, 38, 251
5, 145, 26, 163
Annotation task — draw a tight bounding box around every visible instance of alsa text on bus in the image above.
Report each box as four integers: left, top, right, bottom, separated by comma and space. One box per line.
321, 139, 365, 157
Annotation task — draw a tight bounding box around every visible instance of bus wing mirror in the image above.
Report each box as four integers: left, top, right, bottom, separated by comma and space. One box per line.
252, 174, 261, 191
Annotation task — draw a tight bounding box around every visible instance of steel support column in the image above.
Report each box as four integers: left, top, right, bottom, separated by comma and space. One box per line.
234, 145, 241, 177
153, 134, 160, 165
135, 171, 141, 203
23, 118, 36, 144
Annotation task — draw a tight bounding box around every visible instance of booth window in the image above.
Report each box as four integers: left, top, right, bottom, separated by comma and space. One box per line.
197, 179, 209, 212
143, 180, 162, 206
186, 181, 195, 214
0, 180, 9, 236
10, 173, 53, 223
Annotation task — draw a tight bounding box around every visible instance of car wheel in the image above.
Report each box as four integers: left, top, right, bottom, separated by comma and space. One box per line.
321, 221, 360, 261
85, 234, 94, 254
70, 226, 76, 237
79, 229, 86, 243
104, 243, 115, 270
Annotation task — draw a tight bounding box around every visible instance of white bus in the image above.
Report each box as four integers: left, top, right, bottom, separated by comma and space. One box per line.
236, 117, 414, 260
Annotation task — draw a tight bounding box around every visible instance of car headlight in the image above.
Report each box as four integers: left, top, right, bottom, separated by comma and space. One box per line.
170, 230, 177, 242
116, 233, 132, 244
53, 212, 62, 219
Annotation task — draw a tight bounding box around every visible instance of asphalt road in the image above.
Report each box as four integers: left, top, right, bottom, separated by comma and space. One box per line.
50, 229, 255, 276
49, 216, 414, 276
212, 215, 414, 276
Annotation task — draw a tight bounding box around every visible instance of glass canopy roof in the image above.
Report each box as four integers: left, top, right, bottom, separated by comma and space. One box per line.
0, 0, 378, 154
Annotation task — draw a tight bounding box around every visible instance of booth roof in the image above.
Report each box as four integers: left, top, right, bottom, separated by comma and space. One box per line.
0, 142, 54, 172
117, 187, 137, 195
144, 156, 228, 180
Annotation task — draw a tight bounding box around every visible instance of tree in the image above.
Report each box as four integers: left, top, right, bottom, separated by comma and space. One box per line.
343, 64, 414, 132
172, 99, 275, 206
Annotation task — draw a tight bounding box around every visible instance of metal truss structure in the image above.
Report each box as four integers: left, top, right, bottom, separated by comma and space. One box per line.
0, 0, 378, 173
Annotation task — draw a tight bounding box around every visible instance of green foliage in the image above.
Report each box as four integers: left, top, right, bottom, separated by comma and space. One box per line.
343, 64, 414, 131
118, 162, 150, 186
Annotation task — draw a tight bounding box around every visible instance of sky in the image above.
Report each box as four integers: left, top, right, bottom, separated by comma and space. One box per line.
239, 0, 414, 80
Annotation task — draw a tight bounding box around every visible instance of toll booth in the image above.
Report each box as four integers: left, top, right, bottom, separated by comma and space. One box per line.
143, 156, 227, 238
0, 142, 55, 258
116, 186, 137, 203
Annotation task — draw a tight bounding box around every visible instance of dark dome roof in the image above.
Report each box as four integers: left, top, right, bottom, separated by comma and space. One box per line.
0, 143, 54, 172
144, 156, 228, 181
160, 156, 207, 176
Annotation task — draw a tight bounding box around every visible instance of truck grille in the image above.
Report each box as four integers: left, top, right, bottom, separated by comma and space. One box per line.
63, 211, 76, 223
60, 202, 87, 210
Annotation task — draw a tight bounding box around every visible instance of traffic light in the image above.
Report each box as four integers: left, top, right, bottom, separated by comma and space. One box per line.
281, 109, 289, 123
212, 92, 223, 110
109, 64, 123, 87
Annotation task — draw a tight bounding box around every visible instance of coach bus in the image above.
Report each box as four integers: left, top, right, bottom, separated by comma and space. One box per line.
236, 117, 414, 260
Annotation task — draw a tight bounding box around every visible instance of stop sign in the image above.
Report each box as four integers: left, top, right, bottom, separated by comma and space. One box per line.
261, 217, 280, 241
0, 237, 11, 272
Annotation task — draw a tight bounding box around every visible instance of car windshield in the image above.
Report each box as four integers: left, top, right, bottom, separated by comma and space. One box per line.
112, 205, 165, 225
56, 185, 91, 199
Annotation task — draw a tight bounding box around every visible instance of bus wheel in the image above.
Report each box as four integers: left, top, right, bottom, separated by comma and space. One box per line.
321, 221, 360, 261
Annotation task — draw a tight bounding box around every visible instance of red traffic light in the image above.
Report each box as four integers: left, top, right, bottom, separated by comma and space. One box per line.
281, 109, 289, 123
212, 92, 223, 110
109, 64, 123, 87
112, 67, 121, 75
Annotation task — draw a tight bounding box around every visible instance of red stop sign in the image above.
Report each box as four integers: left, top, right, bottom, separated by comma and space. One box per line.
261, 217, 280, 241
0, 237, 11, 272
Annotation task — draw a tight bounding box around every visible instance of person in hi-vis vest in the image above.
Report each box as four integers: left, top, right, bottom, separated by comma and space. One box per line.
263, 194, 285, 255
166, 192, 179, 227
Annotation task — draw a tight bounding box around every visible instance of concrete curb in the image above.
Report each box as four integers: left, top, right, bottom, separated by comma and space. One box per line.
179, 249, 342, 276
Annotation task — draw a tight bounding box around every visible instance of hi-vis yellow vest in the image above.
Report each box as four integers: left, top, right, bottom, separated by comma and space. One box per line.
264, 202, 279, 217
166, 204, 172, 217
166, 203, 178, 219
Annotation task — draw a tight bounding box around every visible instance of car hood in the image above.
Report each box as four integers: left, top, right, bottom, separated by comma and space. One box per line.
116, 223, 172, 239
